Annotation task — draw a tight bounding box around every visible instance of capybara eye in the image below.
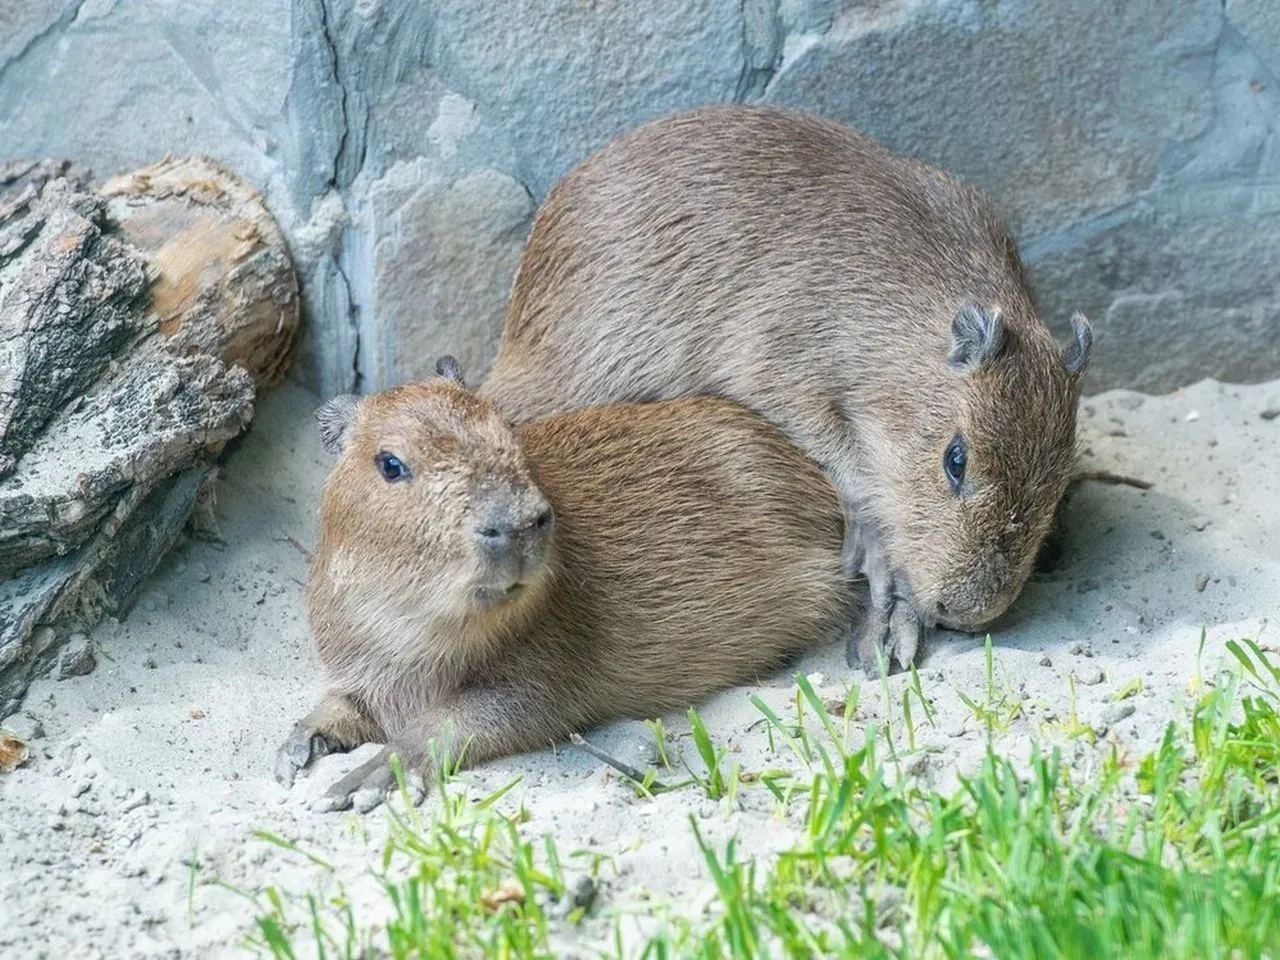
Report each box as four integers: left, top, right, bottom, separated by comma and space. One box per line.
375, 451, 410, 483
943, 435, 967, 493
535, 510, 553, 531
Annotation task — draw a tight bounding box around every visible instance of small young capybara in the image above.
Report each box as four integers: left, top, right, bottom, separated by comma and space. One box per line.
277, 358, 854, 809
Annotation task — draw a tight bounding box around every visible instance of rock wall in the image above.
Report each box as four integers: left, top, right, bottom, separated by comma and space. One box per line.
2, 0, 1277, 397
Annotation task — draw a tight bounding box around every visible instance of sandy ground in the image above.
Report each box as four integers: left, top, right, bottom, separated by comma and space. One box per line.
1, 376, 1277, 959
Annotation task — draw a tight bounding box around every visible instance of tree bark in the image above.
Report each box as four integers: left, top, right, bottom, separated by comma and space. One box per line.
0, 156, 300, 715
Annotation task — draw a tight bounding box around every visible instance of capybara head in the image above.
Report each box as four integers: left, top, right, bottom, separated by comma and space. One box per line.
313, 357, 555, 625
869, 305, 1092, 631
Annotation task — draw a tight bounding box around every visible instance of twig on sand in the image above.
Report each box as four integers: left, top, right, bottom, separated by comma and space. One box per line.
274, 532, 314, 561
569, 733, 670, 793
1070, 469, 1153, 492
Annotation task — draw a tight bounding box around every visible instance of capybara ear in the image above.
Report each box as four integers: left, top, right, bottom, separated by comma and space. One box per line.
435, 355, 467, 387
315, 394, 361, 455
1061, 313, 1093, 377
947, 304, 1006, 374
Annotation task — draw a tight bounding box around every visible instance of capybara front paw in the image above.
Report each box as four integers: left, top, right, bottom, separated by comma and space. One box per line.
848, 601, 921, 676
275, 722, 343, 787
312, 747, 427, 814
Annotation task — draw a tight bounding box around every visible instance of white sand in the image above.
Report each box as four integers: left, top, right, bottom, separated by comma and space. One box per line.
1, 376, 1277, 958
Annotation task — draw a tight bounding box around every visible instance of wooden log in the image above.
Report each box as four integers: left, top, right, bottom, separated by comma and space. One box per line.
99, 155, 300, 387
0, 157, 300, 711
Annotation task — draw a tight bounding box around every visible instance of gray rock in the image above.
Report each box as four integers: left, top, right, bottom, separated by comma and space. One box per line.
420, 0, 745, 200
1102, 702, 1137, 725
1025, 203, 1280, 393
28, 625, 57, 657
1075, 665, 1105, 687
56, 634, 96, 679
554, 874, 598, 918
766, 0, 1223, 233
1227, 0, 1280, 70
363, 166, 534, 387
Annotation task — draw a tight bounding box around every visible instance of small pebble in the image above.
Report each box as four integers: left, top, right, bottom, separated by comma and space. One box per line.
1076, 665, 1105, 686
1185, 410, 1200, 422
1195, 574, 1210, 592
1067, 642, 1084, 656
1261, 406, 1279, 421
190, 562, 212, 583
57, 635, 97, 680
556, 874, 598, 917
30, 626, 57, 655
310, 793, 352, 814
1102, 702, 1136, 725
1191, 517, 1211, 532
1038, 654, 1053, 667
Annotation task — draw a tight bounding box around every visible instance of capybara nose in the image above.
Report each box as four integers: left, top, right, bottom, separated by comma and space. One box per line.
473, 507, 554, 552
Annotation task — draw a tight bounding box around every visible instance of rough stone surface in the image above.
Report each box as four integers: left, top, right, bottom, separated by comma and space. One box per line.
0, 0, 1277, 396
55, 633, 95, 679
1227, 0, 1280, 71
364, 165, 534, 386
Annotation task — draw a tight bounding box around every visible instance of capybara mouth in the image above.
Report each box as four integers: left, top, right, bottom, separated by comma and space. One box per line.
472, 580, 529, 609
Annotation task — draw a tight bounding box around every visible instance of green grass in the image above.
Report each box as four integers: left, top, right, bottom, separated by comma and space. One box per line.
228, 638, 1280, 959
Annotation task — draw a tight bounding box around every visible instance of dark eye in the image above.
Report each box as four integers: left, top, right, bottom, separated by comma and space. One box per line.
375, 451, 410, 483
943, 435, 967, 493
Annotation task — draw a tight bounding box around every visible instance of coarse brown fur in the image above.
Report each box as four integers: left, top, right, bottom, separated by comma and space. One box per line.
277, 372, 852, 805
482, 104, 1092, 673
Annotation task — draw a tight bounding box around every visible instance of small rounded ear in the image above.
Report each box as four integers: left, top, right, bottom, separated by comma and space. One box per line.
1061, 312, 1092, 376
315, 394, 360, 456
948, 304, 1006, 374
435, 354, 466, 387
